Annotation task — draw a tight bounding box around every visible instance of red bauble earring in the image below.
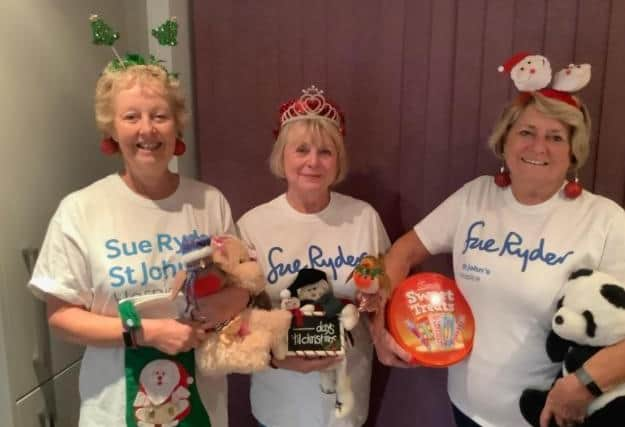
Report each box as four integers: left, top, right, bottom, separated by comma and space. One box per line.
100, 137, 119, 155
564, 177, 583, 199
174, 138, 186, 156
494, 166, 511, 188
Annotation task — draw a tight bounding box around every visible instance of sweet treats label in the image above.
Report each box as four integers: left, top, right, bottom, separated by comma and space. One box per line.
387, 273, 474, 367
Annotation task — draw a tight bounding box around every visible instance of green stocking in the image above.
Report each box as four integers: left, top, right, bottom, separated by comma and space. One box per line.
124, 347, 211, 427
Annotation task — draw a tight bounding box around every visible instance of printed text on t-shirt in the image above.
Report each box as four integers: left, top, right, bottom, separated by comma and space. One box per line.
462, 220, 574, 272
266, 245, 367, 284
104, 229, 208, 287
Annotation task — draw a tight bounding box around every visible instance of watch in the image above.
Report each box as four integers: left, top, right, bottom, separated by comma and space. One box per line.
574, 365, 603, 397
122, 329, 136, 348
119, 300, 142, 349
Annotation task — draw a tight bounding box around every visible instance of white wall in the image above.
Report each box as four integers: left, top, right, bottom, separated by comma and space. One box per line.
0, 0, 194, 424
0, 0, 196, 190
147, 0, 198, 178
0, 0, 196, 250
169, 0, 198, 179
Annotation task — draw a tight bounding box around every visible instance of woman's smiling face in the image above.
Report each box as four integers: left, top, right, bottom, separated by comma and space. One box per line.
282, 121, 338, 198
112, 83, 177, 177
503, 104, 572, 199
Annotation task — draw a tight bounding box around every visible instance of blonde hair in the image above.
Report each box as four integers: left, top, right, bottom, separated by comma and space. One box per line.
487, 92, 592, 169
94, 64, 187, 136
269, 118, 348, 185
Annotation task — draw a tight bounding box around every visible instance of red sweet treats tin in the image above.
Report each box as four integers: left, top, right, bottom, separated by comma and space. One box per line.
387, 272, 475, 367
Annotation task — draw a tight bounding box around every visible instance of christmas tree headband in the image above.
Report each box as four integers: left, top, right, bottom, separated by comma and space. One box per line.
274, 85, 346, 137
497, 52, 591, 109
89, 14, 179, 78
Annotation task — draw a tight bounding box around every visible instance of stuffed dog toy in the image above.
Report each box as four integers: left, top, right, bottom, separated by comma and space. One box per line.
172, 234, 291, 376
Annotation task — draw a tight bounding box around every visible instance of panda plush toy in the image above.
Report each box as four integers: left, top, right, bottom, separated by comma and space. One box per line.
519, 268, 625, 427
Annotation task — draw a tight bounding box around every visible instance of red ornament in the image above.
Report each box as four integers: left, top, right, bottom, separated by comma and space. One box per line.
100, 137, 119, 155
564, 178, 582, 199
174, 139, 186, 156
494, 167, 511, 188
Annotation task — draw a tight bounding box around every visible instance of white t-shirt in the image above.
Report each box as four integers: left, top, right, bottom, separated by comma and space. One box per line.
29, 174, 235, 427
415, 176, 625, 427
237, 192, 390, 427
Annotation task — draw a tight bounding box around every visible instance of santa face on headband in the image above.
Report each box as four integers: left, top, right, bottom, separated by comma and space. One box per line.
510, 54, 552, 92
552, 64, 592, 92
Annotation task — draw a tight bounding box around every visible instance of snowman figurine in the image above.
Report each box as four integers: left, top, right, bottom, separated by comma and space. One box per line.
280, 268, 359, 417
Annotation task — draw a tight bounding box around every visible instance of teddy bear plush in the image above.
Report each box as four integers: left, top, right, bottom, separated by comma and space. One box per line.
519, 268, 625, 427
172, 234, 292, 376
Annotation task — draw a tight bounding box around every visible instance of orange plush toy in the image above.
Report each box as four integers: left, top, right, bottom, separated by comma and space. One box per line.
350, 254, 390, 313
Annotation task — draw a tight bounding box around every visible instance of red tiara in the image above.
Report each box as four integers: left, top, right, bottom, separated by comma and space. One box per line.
274, 85, 346, 137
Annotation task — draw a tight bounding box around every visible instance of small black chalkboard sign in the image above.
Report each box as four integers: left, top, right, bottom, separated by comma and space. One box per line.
286, 312, 344, 356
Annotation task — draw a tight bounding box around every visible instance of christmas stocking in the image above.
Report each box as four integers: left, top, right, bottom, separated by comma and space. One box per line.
124, 347, 211, 427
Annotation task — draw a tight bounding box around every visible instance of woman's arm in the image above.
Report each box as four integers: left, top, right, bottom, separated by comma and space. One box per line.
385, 230, 432, 288
46, 295, 209, 355
539, 339, 625, 427
371, 230, 432, 367
584, 339, 625, 391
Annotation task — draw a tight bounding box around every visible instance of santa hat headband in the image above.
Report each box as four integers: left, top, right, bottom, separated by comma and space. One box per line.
497, 52, 591, 110
534, 88, 579, 108
274, 85, 346, 137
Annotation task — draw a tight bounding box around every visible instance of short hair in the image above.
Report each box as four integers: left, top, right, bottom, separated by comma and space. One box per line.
269, 118, 348, 185
487, 92, 592, 169
94, 64, 187, 136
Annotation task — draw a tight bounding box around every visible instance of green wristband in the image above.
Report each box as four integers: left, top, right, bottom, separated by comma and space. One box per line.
118, 300, 142, 330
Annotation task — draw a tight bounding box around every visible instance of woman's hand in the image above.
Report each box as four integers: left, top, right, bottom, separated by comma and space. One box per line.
271, 355, 342, 373
375, 230, 429, 368
369, 309, 414, 368
539, 374, 592, 427
195, 286, 250, 328
139, 318, 208, 355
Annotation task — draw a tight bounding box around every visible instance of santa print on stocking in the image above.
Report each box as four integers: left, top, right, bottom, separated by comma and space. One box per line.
119, 304, 210, 426
133, 359, 193, 427
123, 347, 211, 426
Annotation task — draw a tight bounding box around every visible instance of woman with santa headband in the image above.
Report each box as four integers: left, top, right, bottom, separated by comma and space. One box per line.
27, 16, 247, 427
237, 85, 390, 427
375, 52, 625, 427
